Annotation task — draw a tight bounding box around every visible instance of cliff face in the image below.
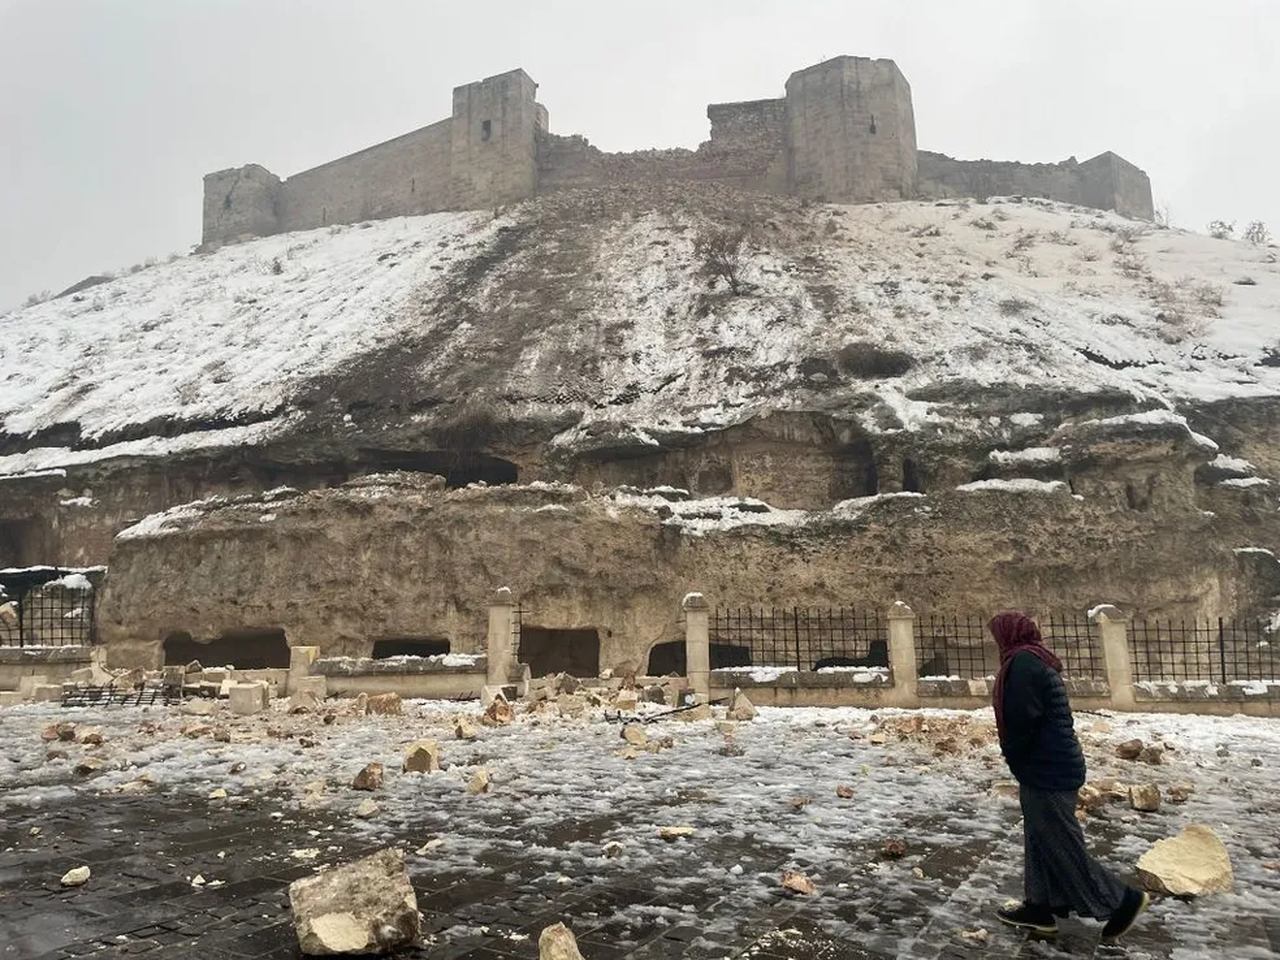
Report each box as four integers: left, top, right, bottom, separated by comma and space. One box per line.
3, 184, 1279, 628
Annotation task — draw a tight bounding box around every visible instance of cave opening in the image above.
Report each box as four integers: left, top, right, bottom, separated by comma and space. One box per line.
645, 640, 754, 675
518, 626, 601, 678
902, 457, 923, 493
360, 449, 518, 488
371, 638, 451, 659
163, 628, 291, 669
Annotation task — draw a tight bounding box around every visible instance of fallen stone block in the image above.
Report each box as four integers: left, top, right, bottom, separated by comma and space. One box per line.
290, 676, 328, 712
288, 848, 419, 955
727, 688, 757, 722
468, 768, 490, 795
781, 870, 816, 895
1166, 783, 1195, 804
454, 717, 478, 741
1136, 824, 1233, 896
181, 699, 220, 716
538, 922, 585, 960
403, 740, 440, 774
1115, 739, 1144, 760
31, 684, 62, 703
355, 798, 378, 819
352, 762, 384, 791
1129, 784, 1161, 812
658, 825, 694, 841
677, 704, 711, 722
482, 695, 513, 727
1139, 745, 1165, 765
613, 690, 639, 712
0, 691, 25, 707
480, 684, 506, 708
557, 693, 586, 717
18, 675, 49, 697
229, 682, 266, 716
367, 693, 402, 716
621, 724, 648, 746
60, 866, 91, 887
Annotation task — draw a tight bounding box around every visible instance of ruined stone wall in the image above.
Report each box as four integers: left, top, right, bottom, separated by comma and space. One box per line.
917, 150, 1154, 220
278, 120, 454, 232
201, 165, 282, 246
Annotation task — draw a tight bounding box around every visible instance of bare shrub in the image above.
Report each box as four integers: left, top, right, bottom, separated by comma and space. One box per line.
1153, 203, 1172, 229
835, 342, 914, 379
969, 218, 997, 231
693, 224, 751, 295
1207, 219, 1235, 240
1045, 230, 1076, 246
1244, 221, 1271, 246
22, 290, 52, 308
1007, 229, 1039, 255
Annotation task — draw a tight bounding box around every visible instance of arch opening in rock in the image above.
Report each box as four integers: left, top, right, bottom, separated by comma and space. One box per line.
162, 627, 290, 669
518, 626, 600, 678
371, 637, 451, 659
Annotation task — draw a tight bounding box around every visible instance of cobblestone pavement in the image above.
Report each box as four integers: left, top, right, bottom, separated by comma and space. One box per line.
1, 704, 1278, 959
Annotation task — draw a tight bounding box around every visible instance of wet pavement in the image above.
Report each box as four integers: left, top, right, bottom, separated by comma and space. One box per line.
1, 703, 1278, 959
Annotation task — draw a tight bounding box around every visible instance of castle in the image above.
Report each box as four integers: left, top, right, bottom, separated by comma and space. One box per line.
202, 56, 1153, 245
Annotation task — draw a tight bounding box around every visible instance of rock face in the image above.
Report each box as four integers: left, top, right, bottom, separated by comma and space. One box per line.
288, 848, 420, 955
538, 922, 585, 960
1136, 824, 1234, 896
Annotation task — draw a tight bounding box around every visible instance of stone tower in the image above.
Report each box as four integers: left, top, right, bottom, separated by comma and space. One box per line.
783, 56, 917, 203
448, 68, 545, 210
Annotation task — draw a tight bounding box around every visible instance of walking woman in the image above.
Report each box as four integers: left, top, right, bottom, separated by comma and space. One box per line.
990, 611, 1148, 941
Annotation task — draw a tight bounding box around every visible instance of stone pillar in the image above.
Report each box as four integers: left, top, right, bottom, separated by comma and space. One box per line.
1092, 604, 1136, 711
287, 645, 321, 696
683, 592, 711, 702
886, 601, 919, 706
486, 587, 516, 688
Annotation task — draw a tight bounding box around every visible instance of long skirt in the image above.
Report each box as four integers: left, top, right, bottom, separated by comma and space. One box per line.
1020, 785, 1128, 919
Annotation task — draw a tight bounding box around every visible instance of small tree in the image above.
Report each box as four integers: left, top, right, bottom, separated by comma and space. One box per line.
693, 225, 751, 295
1207, 219, 1235, 240
1244, 221, 1271, 246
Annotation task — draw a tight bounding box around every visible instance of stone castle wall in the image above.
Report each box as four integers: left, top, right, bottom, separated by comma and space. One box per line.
202, 56, 1153, 247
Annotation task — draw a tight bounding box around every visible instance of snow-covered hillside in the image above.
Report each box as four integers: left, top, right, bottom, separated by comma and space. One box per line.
1, 186, 1277, 478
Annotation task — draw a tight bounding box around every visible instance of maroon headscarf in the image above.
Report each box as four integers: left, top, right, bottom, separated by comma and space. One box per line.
989, 611, 1062, 739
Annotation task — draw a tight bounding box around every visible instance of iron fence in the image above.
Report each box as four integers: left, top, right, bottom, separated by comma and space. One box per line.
1129, 618, 1279, 683
1041, 613, 1105, 680
0, 569, 97, 647
915, 614, 994, 679
709, 606, 887, 671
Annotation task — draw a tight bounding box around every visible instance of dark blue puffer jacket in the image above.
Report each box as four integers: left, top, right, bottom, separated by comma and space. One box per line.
999, 650, 1086, 791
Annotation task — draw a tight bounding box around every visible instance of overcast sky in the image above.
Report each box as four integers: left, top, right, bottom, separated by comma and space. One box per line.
1, 0, 1277, 311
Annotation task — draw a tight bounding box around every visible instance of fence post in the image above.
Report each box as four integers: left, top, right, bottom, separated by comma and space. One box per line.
886, 601, 918, 706
1092, 604, 1135, 711
683, 592, 711, 702
486, 587, 516, 688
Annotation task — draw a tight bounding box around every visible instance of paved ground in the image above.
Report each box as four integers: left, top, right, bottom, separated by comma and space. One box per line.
1, 701, 1278, 959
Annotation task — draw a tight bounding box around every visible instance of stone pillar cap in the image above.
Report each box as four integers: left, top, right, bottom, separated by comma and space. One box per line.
681, 592, 710, 612
887, 600, 915, 619
491, 586, 514, 605
1088, 603, 1126, 624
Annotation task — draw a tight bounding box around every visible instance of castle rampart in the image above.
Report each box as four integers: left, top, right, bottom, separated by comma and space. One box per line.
202, 56, 1153, 247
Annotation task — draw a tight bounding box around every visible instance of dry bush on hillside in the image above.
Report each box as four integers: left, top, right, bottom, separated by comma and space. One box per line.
1244, 221, 1271, 246
693, 224, 752, 295
1207, 219, 1235, 240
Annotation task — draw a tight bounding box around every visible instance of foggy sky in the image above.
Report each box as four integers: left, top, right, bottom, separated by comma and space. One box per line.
1, 0, 1277, 312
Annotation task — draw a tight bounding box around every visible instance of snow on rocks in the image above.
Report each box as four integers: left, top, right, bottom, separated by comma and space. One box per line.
287, 847, 420, 955
1136, 825, 1234, 896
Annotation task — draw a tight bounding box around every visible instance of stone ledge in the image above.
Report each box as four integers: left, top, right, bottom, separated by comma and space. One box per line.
710, 668, 893, 689
1134, 680, 1280, 702
919, 676, 1109, 698
0, 646, 94, 665
313, 654, 487, 677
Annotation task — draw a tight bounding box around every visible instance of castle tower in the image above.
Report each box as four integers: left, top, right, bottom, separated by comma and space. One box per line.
201, 164, 282, 247
783, 56, 917, 203
449, 69, 543, 209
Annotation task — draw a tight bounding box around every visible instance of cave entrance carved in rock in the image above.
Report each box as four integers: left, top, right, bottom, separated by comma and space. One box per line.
162, 628, 291, 669
518, 626, 600, 678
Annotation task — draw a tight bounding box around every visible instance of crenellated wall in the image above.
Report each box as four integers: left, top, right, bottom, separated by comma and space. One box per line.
201, 56, 1154, 247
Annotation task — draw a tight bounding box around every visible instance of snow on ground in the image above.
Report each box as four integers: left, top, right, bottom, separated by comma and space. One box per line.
0, 700, 1277, 957
3, 194, 1279, 478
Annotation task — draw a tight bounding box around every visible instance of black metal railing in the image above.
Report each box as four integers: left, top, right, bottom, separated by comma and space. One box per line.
0, 568, 97, 647
709, 606, 887, 672
1041, 613, 1105, 680
915, 614, 995, 679
1129, 618, 1279, 683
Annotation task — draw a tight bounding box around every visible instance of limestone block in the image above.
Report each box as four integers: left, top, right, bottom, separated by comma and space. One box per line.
287, 848, 419, 955
1136, 825, 1233, 896
966, 678, 990, 697
31, 684, 62, 702
18, 675, 49, 697
367, 693, 402, 716
0, 691, 26, 706
726, 688, 756, 722
291, 676, 328, 711
538, 922, 585, 960
1129, 784, 1161, 812
229, 682, 265, 716
290, 645, 321, 674
403, 740, 441, 773
181, 698, 220, 716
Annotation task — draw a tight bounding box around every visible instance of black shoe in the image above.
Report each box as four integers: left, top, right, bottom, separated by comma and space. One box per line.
1101, 887, 1149, 942
996, 901, 1058, 936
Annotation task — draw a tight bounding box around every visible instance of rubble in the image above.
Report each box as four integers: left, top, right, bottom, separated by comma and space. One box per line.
727, 688, 757, 721
621, 724, 648, 746
1129, 784, 1162, 812
366, 693, 402, 716
355, 798, 379, 818
352, 762, 384, 791
77, 727, 104, 746
287, 848, 420, 955
836, 784, 855, 799
454, 717, 478, 741
659, 825, 695, 841
60, 866, 91, 887
1139, 745, 1165, 765
1136, 824, 1234, 896
990, 781, 1020, 800
1167, 783, 1195, 803
1115, 739, 1144, 760
781, 870, 816, 895
41, 721, 76, 742
468, 768, 491, 795
538, 922, 586, 960
482, 695, 514, 727
880, 838, 907, 860
403, 740, 441, 774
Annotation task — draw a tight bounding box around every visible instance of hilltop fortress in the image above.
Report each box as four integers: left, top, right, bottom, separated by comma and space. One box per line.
202, 56, 1153, 246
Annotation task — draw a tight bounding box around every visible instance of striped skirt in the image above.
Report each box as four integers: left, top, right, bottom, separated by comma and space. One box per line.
1020, 785, 1129, 919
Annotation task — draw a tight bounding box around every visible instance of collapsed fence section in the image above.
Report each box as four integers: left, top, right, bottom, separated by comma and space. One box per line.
709, 606, 887, 672
1129, 618, 1279, 684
